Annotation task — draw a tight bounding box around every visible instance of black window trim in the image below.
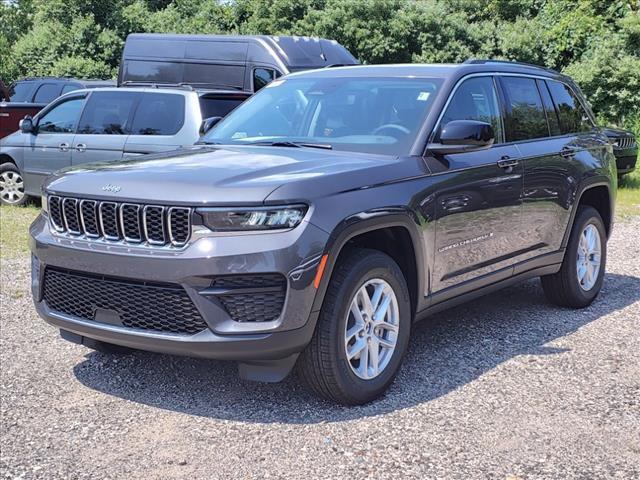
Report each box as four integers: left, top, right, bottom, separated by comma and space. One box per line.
251, 66, 280, 92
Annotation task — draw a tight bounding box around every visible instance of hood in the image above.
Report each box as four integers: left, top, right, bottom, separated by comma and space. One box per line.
44, 145, 420, 205
601, 126, 635, 138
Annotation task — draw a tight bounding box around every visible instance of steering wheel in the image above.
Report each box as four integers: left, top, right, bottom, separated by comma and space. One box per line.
373, 124, 411, 137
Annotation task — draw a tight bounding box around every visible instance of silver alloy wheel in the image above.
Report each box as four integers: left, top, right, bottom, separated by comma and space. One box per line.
576, 223, 602, 291
0, 170, 25, 204
344, 278, 399, 380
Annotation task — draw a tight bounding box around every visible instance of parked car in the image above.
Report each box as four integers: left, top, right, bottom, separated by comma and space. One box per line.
118, 33, 358, 92
602, 127, 637, 179
0, 86, 249, 205
30, 61, 616, 405
0, 77, 114, 139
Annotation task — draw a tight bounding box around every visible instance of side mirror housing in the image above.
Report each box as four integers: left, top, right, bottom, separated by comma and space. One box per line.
19, 116, 34, 134
428, 120, 494, 155
200, 116, 222, 136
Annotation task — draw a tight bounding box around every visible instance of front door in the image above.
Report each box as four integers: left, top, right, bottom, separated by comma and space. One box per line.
23, 95, 86, 194
72, 91, 138, 166
430, 76, 524, 294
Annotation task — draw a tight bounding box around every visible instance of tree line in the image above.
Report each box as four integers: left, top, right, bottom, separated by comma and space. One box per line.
1, 0, 638, 133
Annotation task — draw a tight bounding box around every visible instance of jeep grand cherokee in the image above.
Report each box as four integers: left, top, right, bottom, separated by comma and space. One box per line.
30, 61, 616, 405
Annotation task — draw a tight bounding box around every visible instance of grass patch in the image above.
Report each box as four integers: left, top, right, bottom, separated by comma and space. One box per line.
617, 167, 640, 218
0, 204, 39, 259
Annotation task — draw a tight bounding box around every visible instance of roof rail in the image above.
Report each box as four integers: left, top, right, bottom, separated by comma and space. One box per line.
323, 63, 359, 69
120, 81, 195, 90
463, 59, 561, 75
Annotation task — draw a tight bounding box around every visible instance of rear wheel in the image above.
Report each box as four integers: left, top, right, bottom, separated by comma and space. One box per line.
298, 248, 411, 405
0, 163, 28, 206
541, 206, 606, 308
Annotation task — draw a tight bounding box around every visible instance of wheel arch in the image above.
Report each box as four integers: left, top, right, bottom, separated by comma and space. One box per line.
562, 179, 613, 249
0, 153, 17, 166
310, 209, 427, 317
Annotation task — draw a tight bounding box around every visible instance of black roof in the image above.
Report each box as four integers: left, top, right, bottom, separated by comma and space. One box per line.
15, 77, 115, 87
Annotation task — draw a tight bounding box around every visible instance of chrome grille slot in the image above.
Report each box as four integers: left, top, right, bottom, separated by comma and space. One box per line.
120, 203, 142, 242
168, 207, 191, 246
99, 202, 120, 240
48, 196, 64, 232
79, 200, 99, 237
62, 198, 81, 235
143, 206, 166, 245
45, 196, 191, 247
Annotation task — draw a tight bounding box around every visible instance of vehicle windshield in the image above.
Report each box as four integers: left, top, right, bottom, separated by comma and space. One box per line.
202, 76, 442, 155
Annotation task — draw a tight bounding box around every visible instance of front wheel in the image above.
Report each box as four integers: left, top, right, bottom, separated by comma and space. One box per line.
541, 206, 607, 308
0, 163, 29, 206
298, 248, 411, 405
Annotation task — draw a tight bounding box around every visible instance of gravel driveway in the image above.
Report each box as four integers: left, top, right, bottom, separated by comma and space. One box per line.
1, 217, 639, 480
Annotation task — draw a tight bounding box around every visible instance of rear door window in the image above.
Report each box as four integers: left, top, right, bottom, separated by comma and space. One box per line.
77, 91, 138, 135
546, 80, 594, 134
130, 93, 185, 135
537, 79, 561, 136
61, 84, 81, 95
33, 83, 62, 104
500, 76, 548, 141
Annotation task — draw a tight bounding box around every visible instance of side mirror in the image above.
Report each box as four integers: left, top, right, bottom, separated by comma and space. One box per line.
200, 116, 223, 135
19, 116, 35, 134
429, 120, 494, 155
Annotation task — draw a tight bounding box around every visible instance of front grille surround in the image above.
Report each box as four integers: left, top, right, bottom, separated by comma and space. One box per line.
48, 195, 192, 248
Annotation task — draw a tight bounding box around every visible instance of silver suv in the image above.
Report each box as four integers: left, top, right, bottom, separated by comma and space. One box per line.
0, 86, 248, 205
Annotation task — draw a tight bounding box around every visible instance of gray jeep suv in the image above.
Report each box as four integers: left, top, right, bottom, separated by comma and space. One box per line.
30, 61, 616, 404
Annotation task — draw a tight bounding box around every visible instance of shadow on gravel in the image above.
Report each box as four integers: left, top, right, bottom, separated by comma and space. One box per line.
73, 273, 640, 423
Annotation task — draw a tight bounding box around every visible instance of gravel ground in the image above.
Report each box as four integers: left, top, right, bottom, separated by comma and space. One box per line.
1, 217, 639, 480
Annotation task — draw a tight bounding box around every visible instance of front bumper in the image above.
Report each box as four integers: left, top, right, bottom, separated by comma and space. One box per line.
29, 213, 329, 363
614, 147, 638, 175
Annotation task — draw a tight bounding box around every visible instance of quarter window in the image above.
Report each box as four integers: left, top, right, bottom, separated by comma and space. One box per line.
77, 91, 137, 135
546, 80, 593, 134
500, 76, 548, 141
130, 93, 185, 135
61, 84, 81, 95
439, 76, 503, 143
37, 97, 85, 134
253, 68, 276, 91
33, 84, 62, 104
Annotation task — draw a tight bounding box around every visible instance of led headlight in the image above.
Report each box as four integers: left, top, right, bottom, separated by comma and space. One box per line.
197, 205, 307, 231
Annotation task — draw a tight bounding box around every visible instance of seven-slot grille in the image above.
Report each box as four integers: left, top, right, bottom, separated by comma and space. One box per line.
48, 195, 191, 247
615, 137, 637, 149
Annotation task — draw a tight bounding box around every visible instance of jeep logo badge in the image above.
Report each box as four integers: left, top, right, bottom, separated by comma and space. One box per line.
102, 184, 121, 193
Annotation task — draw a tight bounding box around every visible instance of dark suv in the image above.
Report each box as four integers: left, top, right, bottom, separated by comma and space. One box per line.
30, 61, 616, 405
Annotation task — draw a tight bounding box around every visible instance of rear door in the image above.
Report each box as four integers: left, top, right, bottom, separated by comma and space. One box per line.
72, 90, 138, 165
124, 92, 191, 156
430, 76, 523, 294
23, 94, 87, 194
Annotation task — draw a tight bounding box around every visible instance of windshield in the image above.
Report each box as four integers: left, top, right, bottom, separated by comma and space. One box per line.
203, 76, 442, 155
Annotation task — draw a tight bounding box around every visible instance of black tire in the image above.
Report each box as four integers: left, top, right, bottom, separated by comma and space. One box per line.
0, 162, 29, 206
541, 206, 606, 308
298, 248, 411, 405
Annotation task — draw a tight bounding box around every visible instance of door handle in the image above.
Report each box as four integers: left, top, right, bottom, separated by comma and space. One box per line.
75, 143, 87, 152
497, 156, 518, 169
560, 147, 576, 159
58, 142, 69, 152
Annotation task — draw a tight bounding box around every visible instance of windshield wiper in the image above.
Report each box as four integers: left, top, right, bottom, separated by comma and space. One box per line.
249, 140, 333, 150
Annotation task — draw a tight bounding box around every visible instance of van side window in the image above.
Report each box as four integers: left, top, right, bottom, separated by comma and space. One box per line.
500, 76, 548, 141
77, 91, 137, 135
546, 80, 594, 134
61, 84, 81, 95
130, 93, 185, 136
537, 79, 561, 136
253, 68, 276, 91
33, 84, 62, 104
439, 76, 503, 143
